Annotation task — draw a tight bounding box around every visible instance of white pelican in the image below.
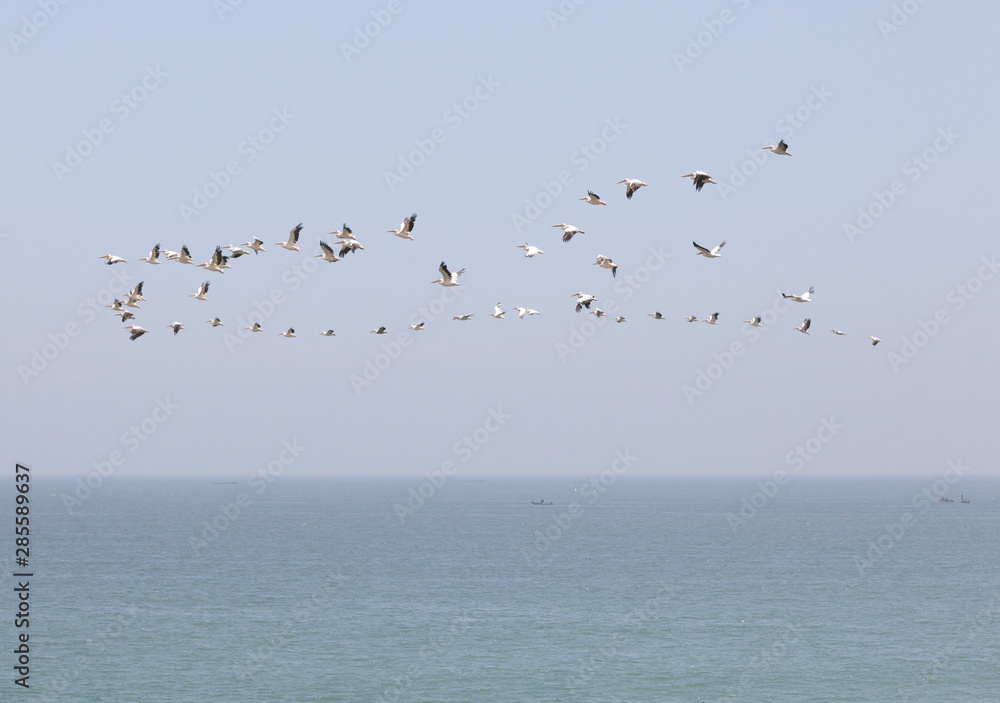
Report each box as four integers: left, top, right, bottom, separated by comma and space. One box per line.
166, 322, 185, 335
516, 244, 544, 258
388, 213, 417, 240
588, 308, 607, 318
593, 255, 618, 278
189, 281, 210, 301
126, 281, 145, 304
276, 223, 302, 251
160, 247, 180, 260
794, 318, 811, 334
339, 240, 364, 258
681, 171, 716, 191
453, 314, 474, 321
197, 247, 227, 274
99, 254, 127, 265
408, 323, 425, 331
617, 178, 647, 199
245, 322, 263, 333
745, 317, 763, 327
431, 262, 464, 287
552, 223, 584, 242
648, 312, 665, 320
141, 244, 162, 265
693, 240, 726, 258
489, 303, 505, 319
685, 316, 699, 323
579, 190, 607, 206
125, 325, 147, 341
319, 329, 336, 336
315, 241, 340, 263
867, 336, 882, 346
830, 329, 847, 336
704, 312, 720, 325
242, 237, 266, 254
224, 244, 253, 259
278, 327, 296, 338
513, 307, 540, 319
169, 245, 195, 264
571, 292, 597, 312
782, 286, 815, 303
107, 299, 126, 312
116, 311, 135, 322
370, 326, 387, 334
763, 140, 792, 156
206, 317, 224, 327
330, 223, 355, 240
615, 316, 627, 323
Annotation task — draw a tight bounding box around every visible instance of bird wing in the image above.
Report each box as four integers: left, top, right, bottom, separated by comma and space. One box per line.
692, 241, 711, 255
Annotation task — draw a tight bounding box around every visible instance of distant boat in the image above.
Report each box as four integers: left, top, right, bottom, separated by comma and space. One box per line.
939, 496, 955, 503
961, 494, 970, 504
531, 500, 554, 505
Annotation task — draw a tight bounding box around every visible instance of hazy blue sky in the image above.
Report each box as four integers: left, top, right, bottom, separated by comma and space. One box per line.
3, 0, 998, 480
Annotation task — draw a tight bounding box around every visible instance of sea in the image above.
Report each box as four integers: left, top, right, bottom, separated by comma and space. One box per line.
6, 475, 999, 702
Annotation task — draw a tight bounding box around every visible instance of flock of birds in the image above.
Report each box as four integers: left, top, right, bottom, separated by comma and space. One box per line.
97, 141, 881, 347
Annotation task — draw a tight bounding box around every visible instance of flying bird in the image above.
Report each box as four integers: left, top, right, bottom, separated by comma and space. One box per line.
166, 322, 185, 335
685, 316, 700, 323
245, 322, 263, 333
276, 224, 302, 251
189, 281, 210, 301
830, 329, 847, 336
453, 314, 474, 321
593, 255, 618, 278
388, 213, 417, 240
615, 316, 627, 323
278, 328, 296, 338
330, 223, 355, 240
116, 311, 135, 322
648, 312, 665, 320
693, 240, 726, 258
197, 246, 227, 274
224, 245, 253, 259
206, 317, 225, 327
513, 307, 540, 319
242, 237, 266, 254
579, 190, 607, 206
617, 178, 647, 199
431, 262, 464, 287
99, 254, 127, 265
169, 245, 195, 264
319, 329, 336, 336
589, 308, 607, 318
125, 325, 148, 341
867, 336, 882, 346
140, 244, 162, 265
408, 323, 425, 331
763, 140, 792, 156
552, 223, 584, 242
315, 241, 341, 263
704, 312, 720, 325
745, 317, 763, 327
370, 327, 387, 334
516, 244, 544, 258
794, 318, 812, 335
572, 292, 597, 312
339, 240, 365, 258
489, 303, 505, 319
126, 282, 145, 305
783, 286, 815, 303
681, 171, 716, 191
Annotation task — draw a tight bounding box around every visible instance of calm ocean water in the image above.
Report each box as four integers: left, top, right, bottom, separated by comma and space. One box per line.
7, 475, 998, 701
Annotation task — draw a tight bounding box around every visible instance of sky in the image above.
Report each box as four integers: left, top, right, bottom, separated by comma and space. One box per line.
3, 0, 999, 480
